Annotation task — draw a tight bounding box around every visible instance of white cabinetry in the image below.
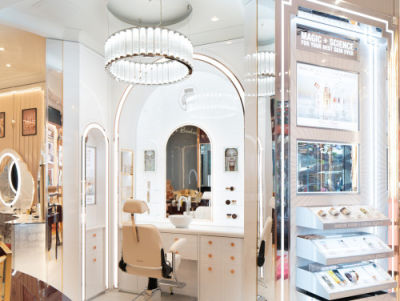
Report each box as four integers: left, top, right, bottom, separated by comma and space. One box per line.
199, 236, 243, 301
86, 227, 105, 299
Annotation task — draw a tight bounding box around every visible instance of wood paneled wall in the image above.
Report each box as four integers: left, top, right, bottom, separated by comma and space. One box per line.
0, 85, 45, 206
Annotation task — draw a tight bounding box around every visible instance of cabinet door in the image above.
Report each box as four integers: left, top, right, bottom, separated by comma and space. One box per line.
222, 264, 243, 301
199, 263, 221, 301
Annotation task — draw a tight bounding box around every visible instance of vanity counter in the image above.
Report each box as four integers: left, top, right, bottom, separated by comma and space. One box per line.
5, 214, 45, 225
132, 220, 244, 238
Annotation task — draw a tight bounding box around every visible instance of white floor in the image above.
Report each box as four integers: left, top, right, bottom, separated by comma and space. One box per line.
93, 291, 196, 301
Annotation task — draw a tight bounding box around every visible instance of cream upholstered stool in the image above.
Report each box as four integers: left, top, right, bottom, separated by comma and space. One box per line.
119, 200, 186, 300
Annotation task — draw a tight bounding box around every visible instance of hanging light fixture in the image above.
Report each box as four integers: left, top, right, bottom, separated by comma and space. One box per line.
105, 1, 193, 85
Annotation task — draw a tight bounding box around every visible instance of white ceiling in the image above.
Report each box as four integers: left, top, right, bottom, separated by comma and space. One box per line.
0, 0, 252, 55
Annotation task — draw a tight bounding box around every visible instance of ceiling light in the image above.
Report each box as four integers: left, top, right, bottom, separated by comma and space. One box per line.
105, 27, 193, 85
226, 41, 232, 45
0, 48, 4, 51
211, 16, 219, 22
5, 64, 11, 68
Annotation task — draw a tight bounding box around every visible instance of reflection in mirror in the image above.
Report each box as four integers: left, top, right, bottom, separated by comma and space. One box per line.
297, 142, 358, 193
166, 125, 211, 219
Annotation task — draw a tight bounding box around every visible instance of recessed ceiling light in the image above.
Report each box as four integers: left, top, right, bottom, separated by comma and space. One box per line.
0, 48, 4, 51
226, 41, 232, 45
211, 16, 219, 22
5, 64, 11, 68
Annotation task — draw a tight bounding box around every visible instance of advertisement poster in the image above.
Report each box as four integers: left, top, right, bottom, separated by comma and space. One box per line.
297, 63, 358, 131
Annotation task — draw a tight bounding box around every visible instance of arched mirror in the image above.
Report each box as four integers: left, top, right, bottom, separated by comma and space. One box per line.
0, 149, 34, 210
166, 125, 211, 220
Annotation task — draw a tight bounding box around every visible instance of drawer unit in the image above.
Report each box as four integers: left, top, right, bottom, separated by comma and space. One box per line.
85, 227, 105, 299
199, 235, 244, 301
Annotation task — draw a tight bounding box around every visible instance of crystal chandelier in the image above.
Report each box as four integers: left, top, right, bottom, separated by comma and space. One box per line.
105, 26, 193, 85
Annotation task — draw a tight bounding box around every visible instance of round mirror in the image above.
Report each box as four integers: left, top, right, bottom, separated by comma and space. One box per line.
0, 155, 18, 205
0, 149, 34, 209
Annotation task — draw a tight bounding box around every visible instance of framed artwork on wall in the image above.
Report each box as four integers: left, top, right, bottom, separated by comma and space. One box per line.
144, 150, 155, 172
296, 63, 359, 131
85, 146, 96, 205
22, 108, 37, 136
225, 147, 239, 172
0, 112, 4, 138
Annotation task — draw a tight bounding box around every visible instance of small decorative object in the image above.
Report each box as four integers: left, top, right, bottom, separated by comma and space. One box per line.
328, 207, 339, 216
144, 150, 155, 172
225, 186, 235, 191
340, 207, 351, 216
317, 210, 327, 217
22, 108, 37, 136
0, 112, 5, 138
225, 148, 238, 171
85, 146, 96, 205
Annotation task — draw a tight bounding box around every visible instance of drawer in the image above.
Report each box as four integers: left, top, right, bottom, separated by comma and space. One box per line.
200, 236, 221, 253
161, 233, 198, 260
86, 241, 99, 255
222, 264, 243, 301
221, 237, 243, 263
86, 229, 101, 244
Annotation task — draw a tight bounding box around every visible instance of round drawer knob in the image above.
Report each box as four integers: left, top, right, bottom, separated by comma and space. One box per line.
230, 256, 235, 261
208, 241, 213, 245
93, 246, 96, 250
231, 242, 235, 247
93, 258, 96, 262
176, 251, 179, 254
93, 233, 96, 237
174, 238, 179, 241
208, 253, 212, 258
208, 267, 212, 272
230, 269, 235, 274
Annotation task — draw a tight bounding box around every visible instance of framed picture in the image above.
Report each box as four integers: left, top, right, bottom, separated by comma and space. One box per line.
144, 150, 155, 172
85, 146, 96, 205
225, 148, 239, 172
0, 112, 4, 138
22, 108, 37, 136
296, 63, 359, 131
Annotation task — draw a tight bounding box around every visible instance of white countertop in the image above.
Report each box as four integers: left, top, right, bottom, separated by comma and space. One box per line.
127, 220, 244, 238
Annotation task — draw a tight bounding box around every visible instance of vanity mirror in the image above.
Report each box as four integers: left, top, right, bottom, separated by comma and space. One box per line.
166, 125, 211, 219
0, 149, 34, 210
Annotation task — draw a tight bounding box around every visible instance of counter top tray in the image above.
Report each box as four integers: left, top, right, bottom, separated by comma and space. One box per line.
296, 206, 390, 230
297, 233, 393, 265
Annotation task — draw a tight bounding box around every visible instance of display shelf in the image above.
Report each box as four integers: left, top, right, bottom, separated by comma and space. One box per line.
296, 291, 396, 301
296, 262, 396, 300
296, 206, 390, 230
296, 233, 393, 265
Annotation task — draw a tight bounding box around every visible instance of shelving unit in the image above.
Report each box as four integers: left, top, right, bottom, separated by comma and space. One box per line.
296, 206, 395, 300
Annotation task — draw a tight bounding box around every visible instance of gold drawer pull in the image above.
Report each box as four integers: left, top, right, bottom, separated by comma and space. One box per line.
174, 238, 179, 241
208, 240, 213, 245
230, 269, 235, 274
230, 256, 235, 261
208, 253, 213, 258
208, 267, 212, 272
176, 251, 179, 254
230, 242, 235, 247
93, 258, 96, 262
92, 233, 96, 238
93, 246, 96, 250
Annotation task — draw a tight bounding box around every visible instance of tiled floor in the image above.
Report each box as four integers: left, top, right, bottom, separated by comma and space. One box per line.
93, 291, 197, 301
